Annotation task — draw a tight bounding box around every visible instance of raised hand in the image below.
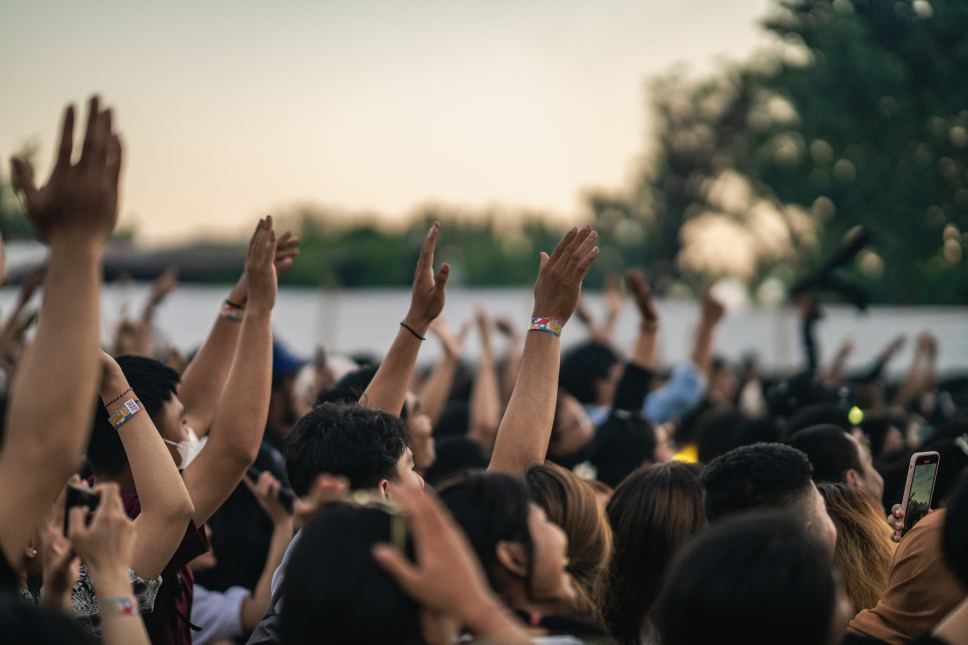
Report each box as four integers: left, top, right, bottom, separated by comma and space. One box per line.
147, 266, 178, 308
10, 96, 121, 248
273, 231, 301, 276
404, 222, 450, 336
626, 269, 659, 327
700, 286, 726, 327
40, 478, 82, 610
244, 471, 292, 526
245, 217, 279, 313
429, 319, 470, 360
532, 226, 600, 324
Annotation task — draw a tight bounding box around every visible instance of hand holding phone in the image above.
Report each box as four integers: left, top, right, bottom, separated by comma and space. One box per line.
898, 451, 940, 538
63, 483, 101, 535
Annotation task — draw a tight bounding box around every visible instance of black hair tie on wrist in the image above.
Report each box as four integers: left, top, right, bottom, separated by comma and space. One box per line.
400, 322, 426, 341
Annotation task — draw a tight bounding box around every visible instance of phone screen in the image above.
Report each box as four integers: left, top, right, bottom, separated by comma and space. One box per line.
904, 461, 937, 530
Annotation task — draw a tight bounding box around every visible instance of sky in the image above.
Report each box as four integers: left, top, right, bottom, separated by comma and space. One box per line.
0, 0, 774, 245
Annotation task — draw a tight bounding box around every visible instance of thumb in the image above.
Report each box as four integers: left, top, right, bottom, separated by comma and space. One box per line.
372, 543, 420, 592
434, 263, 450, 291
10, 158, 38, 203
539, 252, 550, 270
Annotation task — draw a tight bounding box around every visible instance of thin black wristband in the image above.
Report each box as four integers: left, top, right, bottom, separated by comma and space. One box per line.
400, 322, 427, 341
224, 299, 246, 309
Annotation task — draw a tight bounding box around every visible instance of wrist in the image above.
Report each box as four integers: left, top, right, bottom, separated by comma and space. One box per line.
244, 305, 273, 321
86, 565, 131, 595
402, 314, 431, 337
49, 238, 104, 263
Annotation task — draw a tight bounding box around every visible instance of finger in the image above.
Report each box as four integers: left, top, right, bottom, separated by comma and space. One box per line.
80, 96, 102, 164
539, 251, 550, 270
9, 158, 38, 204
107, 134, 123, 186
574, 245, 600, 277
372, 544, 420, 591
242, 476, 258, 495
92, 482, 122, 517
565, 229, 598, 275
67, 507, 88, 539
95, 109, 113, 166
434, 263, 450, 291
547, 227, 578, 265
55, 105, 76, 170
417, 222, 441, 277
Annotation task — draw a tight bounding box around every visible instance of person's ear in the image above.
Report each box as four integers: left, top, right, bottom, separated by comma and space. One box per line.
379, 479, 391, 499
845, 469, 862, 491
495, 541, 529, 578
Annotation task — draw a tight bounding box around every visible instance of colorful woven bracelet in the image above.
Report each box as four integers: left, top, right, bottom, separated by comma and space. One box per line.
98, 596, 137, 618
109, 399, 143, 431
221, 300, 245, 322
528, 317, 564, 338
104, 387, 133, 407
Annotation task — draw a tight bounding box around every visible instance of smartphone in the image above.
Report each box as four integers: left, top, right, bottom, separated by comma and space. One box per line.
64, 483, 101, 534
245, 467, 295, 514
899, 451, 940, 535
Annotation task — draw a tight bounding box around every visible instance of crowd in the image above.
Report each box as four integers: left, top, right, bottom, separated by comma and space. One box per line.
0, 95, 966, 645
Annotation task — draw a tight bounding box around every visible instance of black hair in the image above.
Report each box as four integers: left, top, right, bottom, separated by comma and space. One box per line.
280, 503, 423, 645
943, 475, 968, 588
654, 512, 836, 645
422, 436, 487, 488
438, 472, 535, 598
921, 437, 968, 505
285, 403, 410, 496
314, 365, 379, 407
432, 401, 470, 439
858, 413, 906, 459
700, 443, 814, 523
787, 425, 863, 484
591, 410, 658, 488
785, 403, 852, 436
695, 410, 747, 465
87, 355, 180, 475
0, 595, 98, 645
559, 341, 620, 405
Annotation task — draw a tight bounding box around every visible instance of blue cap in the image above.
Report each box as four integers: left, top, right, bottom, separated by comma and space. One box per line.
272, 339, 308, 380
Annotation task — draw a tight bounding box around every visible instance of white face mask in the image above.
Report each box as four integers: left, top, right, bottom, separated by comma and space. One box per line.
164, 427, 206, 471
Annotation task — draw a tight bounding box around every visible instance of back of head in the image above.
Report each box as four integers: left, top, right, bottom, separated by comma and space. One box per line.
525, 462, 612, 617
700, 443, 814, 523
559, 341, 619, 405
314, 365, 379, 407
438, 472, 534, 593
422, 435, 487, 487
655, 512, 836, 645
602, 462, 707, 645
943, 474, 968, 589
591, 411, 657, 488
87, 355, 180, 476
788, 425, 862, 485
786, 403, 851, 436
816, 483, 894, 611
285, 402, 409, 496
280, 503, 423, 645
0, 596, 98, 645
696, 410, 747, 464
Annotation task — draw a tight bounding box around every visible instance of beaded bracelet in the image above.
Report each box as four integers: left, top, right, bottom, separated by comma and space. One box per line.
528, 317, 564, 338
99, 596, 137, 618
109, 399, 143, 431
221, 300, 245, 322
104, 387, 133, 407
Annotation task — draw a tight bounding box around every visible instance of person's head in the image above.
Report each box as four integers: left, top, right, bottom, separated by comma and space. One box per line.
0, 595, 98, 645
859, 414, 906, 459
789, 425, 884, 504
654, 512, 850, 645
695, 409, 746, 464
700, 443, 837, 554
601, 462, 707, 645
943, 474, 968, 589
559, 341, 621, 406
816, 483, 895, 612
524, 462, 612, 618
591, 411, 660, 488
314, 365, 379, 407
422, 436, 488, 488
87, 355, 186, 476
785, 403, 852, 436
439, 472, 575, 611
285, 402, 421, 497
549, 391, 595, 460
280, 502, 424, 645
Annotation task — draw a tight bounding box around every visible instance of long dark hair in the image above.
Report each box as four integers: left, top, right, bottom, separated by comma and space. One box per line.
600, 462, 706, 645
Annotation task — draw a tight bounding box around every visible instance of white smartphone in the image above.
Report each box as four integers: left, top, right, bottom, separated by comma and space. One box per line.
899, 451, 940, 535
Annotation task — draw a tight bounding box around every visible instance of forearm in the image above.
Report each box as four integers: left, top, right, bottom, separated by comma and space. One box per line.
488, 331, 560, 474
362, 326, 424, 415
468, 351, 501, 450
629, 325, 658, 370
464, 596, 531, 645
87, 566, 150, 645
691, 319, 718, 376
179, 288, 245, 434
417, 355, 459, 425
241, 518, 294, 631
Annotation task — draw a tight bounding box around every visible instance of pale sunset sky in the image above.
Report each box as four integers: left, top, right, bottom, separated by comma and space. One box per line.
1, 0, 773, 244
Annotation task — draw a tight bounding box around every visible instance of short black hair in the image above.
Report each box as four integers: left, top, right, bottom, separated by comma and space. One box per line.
591, 411, 657, 488
0, 596, 98, 645
655, 512, 835, 645
559, 341, 620, 404
87, 355, 180, 475
788, 425, 863, 484
314, 365, 379, 407
422, 436, 487, 488
785, 403, 851, 435
280, 503, 423, 645
700, 443, 814, 523
284, 402, 410, 496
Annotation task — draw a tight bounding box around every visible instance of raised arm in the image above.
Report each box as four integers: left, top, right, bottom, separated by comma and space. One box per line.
417, 319, 468, 425
0, 97, 120, 564
180, 231, 297, 435
488, 226, 600, 475
467, 309, 502, 450
98, 351, 194, 579
612, 269, 660, 412
691, 287, 725, 376
182, 218, 277, 526
130, 267, 177, 357
362, 222, 449, 414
